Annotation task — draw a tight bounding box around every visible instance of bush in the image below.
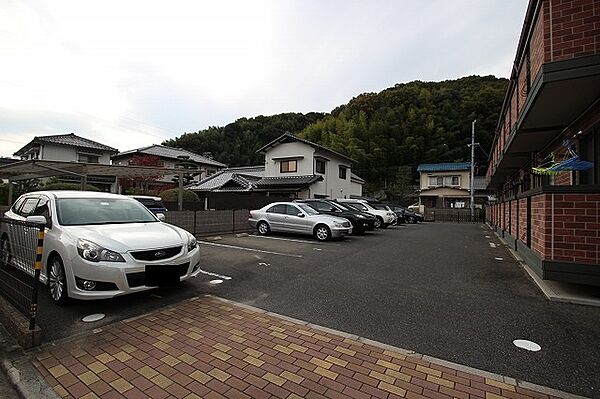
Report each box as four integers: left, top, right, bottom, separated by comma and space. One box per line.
158, 188, 200, 202
43, 183, 101, 192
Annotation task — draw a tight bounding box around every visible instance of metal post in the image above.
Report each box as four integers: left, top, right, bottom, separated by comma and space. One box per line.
30, 225, 45, 331
178, 172, 184, 211
470, 120, 476, 221
7, 182, 13, 206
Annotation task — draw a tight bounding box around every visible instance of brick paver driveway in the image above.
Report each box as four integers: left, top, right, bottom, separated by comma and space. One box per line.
33, 296, 574, 399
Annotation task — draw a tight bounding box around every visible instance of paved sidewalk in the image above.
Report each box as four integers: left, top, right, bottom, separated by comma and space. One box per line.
32, 296, 579, 399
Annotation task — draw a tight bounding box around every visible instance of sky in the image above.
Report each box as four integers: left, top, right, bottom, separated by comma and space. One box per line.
0, 0, 529, 158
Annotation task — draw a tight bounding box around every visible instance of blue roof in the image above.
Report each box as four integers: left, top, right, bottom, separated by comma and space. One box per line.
417, 162, 471, 172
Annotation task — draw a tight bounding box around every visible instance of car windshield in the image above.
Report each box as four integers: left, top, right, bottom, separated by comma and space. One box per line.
297, 203, 319, 216
345, 203, 369, 212
371, 203, 389, 210
57, 198, 158, 226
329, 202, 347, 212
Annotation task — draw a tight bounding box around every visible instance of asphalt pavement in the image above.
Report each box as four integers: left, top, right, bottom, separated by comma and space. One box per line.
32, 223, 600, 397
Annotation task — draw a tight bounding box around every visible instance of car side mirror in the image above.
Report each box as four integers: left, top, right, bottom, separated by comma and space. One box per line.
156, 213, 166, 222
26, 215, 47, 225
297, 213, 305, 218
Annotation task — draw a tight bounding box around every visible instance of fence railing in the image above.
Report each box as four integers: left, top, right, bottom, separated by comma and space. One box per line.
0, 218, 45, 330
424, 209, 485, 223
165, 209, 253, 236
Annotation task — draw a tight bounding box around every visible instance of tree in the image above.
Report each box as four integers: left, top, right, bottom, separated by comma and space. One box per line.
119, 154, 165, 194
386, 166, 416, 202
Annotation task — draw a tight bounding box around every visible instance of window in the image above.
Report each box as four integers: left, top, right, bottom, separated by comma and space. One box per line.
280, 160, 297, 173
580, 128, 599, 185
444, 176, 460, 186
429, 176, 459, 186
315, 159, 326, 174
339, 166, 347, 179
18, 197, 40, 217
266, 204, 286, 214
285, 205, 301, 216
10, 197, 26, 214
32, 197, 52, 227
78, 154, 100, 163
428, 176, 443, 186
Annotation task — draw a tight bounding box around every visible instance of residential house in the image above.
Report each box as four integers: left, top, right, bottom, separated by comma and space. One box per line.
111, 144, 227, 191
188, 133, 365, 209
486, 0, 600, 286
417, 162, 488, 208
13, 133, 118, 191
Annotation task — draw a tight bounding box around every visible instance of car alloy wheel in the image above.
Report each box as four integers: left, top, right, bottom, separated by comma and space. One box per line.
49, 256, 68, 305
257, 221, 270, 235
374, 217, 382, 229
0, 236, 11, 268
315, 225, 331, 241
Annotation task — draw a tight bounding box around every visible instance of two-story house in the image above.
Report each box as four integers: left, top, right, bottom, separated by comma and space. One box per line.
188, 133, 364, 209
417, 163, 472, 208
111, 144, 227, 190
486, 0, 600, 287
13, 133, 119, 191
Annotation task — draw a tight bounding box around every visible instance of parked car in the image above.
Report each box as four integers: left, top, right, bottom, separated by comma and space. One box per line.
128, 195, 168, 214
0, 191, 200, 305
368, 202, 401, 225
389, 205, 424, 223
248, 202, 352, 241
295, 199, 376, 234
335, 198, 395, 228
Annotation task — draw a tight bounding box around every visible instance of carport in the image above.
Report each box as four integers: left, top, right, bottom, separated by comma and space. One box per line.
0, 159, 189, 210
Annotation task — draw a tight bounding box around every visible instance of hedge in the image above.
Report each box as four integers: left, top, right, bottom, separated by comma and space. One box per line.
158, 188, 200, 202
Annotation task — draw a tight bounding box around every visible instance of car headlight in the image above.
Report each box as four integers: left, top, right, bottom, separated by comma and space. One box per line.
77, 239, 125, 262
187, 233, 197, 251
333, 222, 343, 228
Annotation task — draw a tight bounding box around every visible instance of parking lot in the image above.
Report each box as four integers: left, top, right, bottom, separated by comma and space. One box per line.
33, 223, 600, 398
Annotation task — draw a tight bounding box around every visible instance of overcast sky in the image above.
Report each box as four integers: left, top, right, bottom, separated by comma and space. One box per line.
0, 0, 528, 157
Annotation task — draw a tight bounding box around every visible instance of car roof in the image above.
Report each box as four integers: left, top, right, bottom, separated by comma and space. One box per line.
128, 195, 162, 201
23, 191, 134, 200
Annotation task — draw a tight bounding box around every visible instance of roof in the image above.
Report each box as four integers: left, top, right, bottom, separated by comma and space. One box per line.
14, 133, 118, 156
254, 175, 323, 190
350, 173, 365, 184
186, 166, 265, 192
112, 144, 226, 167
256, 133, 355, 163
416, 162, 471, 172
473, 176, 488, 190
0, 157, 18, 166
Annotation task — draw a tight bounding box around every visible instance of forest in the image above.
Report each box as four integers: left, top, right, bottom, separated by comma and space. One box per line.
164, 75, 508, 196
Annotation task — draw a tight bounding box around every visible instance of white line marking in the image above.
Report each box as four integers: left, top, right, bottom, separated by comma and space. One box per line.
489, 242, 497, 248
313, 248, 322, 251
258, 262, 270, 267
209, 279, 224, 285
199, 241, 303, 258
495, 257, 504, 261
247, 235, 321, 244
196, 267, 232, 280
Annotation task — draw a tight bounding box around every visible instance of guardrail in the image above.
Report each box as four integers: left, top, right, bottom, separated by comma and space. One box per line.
0, 217, 45, 330
165, 209, 253, 236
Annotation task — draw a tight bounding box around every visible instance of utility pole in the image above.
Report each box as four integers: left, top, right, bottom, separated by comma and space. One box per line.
470, 120, 476, 220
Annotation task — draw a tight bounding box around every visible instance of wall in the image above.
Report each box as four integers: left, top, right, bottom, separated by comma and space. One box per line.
264, 142, 315, 177
41, 144, 112, 164
310, 150, 353, 198
349, 181, 363, 197
549, 0, 600, 62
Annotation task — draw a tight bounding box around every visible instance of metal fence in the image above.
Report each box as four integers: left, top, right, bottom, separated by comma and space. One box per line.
165, 209, 253, 236
424, 208, 485, 223
0, 217, 45, 330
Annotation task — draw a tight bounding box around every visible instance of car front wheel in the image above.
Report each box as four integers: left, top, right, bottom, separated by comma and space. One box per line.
374, 217, 383, 229
314, 225, 331, 241
257, 221, 270, 236
48, 255, 69, 305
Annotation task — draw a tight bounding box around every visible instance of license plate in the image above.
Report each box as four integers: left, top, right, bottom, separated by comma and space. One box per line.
145, 265, 180, 287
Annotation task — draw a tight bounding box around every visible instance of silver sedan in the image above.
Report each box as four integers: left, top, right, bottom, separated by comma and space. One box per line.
248, 202, 352, 241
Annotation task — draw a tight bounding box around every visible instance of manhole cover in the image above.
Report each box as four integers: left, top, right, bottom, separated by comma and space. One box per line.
513, 339, 541, 351
209, 279, 224, 285
82, 313, 106, 323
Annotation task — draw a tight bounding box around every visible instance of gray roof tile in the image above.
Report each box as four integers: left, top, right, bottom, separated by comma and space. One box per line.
113, 144, 226, 167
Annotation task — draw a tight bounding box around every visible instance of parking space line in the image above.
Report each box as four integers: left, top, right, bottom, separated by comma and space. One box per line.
246, 234, 340, 245
196, 268, 232, 280
199, 241, 303, 258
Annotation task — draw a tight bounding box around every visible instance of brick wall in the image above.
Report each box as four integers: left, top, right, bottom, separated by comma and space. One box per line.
518, 198, 528, 243
550, 0, 600, 62
531, 194, 550, 258
510, 200, 519, 236
551, 193, 600, 264
530, 2, 547, 79
553, 171, 572, 185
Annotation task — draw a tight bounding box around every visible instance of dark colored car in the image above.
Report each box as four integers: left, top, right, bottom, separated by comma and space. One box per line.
388, 205, 423, 223
369, 202, 405, 224
129, 196, 168, 214
295, 199, 376, 234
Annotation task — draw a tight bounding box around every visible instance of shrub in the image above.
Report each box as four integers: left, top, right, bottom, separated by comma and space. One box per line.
158, 188, 199, 202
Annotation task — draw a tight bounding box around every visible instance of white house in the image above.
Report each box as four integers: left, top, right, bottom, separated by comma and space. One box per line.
256, 133, 363, 199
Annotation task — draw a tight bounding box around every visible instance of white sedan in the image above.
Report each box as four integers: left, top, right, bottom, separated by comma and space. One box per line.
0, 191, 201, 305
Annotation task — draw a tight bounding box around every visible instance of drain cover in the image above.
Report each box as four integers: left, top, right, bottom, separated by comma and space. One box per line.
513, 339, 541, 351
82, 313, 105, 323
209, 279, 224, 285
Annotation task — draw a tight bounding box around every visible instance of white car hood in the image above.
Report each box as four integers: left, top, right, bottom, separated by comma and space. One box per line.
307, 214, 349, 224
65, 222, 187, 252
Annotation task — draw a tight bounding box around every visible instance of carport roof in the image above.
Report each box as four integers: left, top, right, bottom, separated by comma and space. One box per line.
0, 159, 187, 181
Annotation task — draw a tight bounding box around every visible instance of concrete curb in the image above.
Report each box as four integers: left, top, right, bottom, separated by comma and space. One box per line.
0, 327, 59, 399
209, 295, 589, 399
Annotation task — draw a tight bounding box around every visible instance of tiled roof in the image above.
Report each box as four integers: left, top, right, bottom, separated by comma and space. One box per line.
254, 175, 323, 189
256, 133, 355, 163
351, 173, 365, 183
14, 133, 118, 156
473, 176, 488, 190
416, 162, 471, 172
187, 166, 264, 192
113, 144, 226, 167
